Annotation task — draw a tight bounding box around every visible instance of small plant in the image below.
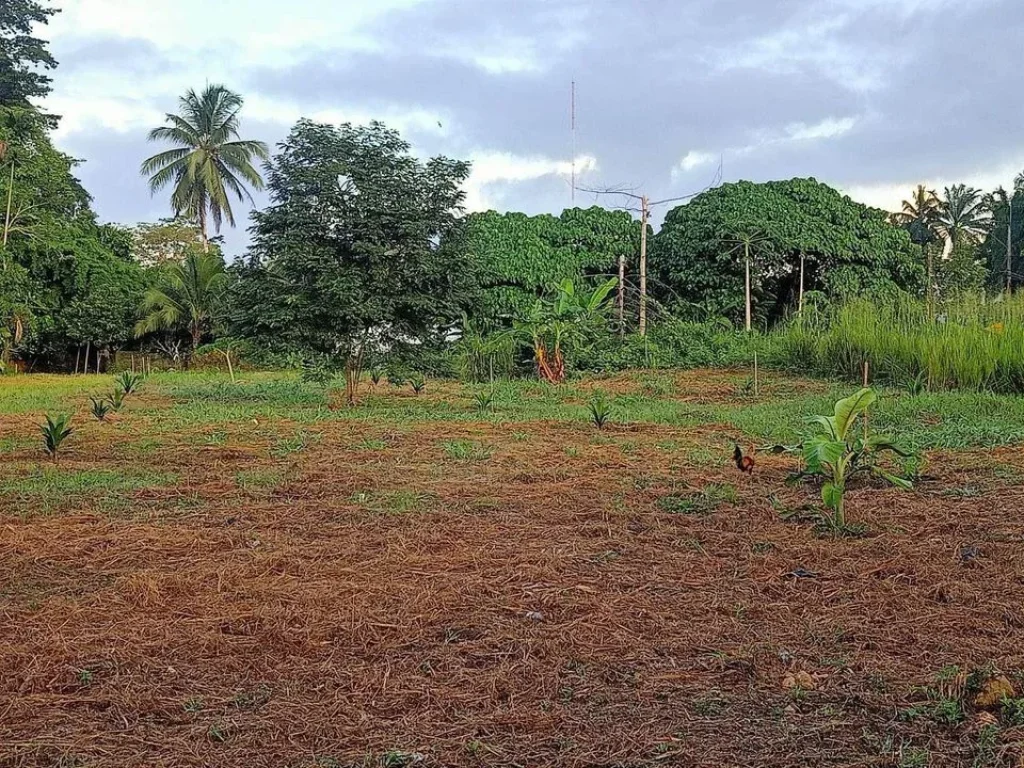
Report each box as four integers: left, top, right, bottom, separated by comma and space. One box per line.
41, 413, 74, 462
89, 397, 111, 422
410, 373, 426, 395
588, 394, 612, 429
107, 388, 126, 411
114, 370, 143, 396
474, 388, 495, 411
787, 388, 913, 536
370, 368, 383, 386
387, 371, 407, 388
300, 357, 333, 384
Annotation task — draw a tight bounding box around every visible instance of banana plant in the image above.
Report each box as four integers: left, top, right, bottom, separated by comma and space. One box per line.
791, 388, 914, 535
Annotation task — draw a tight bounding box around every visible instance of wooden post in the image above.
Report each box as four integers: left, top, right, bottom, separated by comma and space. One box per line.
617, 253, 625, 335
639, 195, 649, 337
744, 240, 752, 333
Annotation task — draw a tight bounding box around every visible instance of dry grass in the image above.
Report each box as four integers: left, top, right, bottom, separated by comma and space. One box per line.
1, 371, 1023, 767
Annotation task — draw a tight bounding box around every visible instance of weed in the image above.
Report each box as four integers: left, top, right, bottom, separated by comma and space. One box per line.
183, 698, 204, 714
207, 723, 229, 743
272, 429, 320, 457
442, 440, 492, 461
40, 413, 74, 461
658, 483, 737, 515
89, 396, 111, 422
588, 394, 613, 429
897, 746, 929, 768
357, 438, 388, 451
76, 668, 94, 686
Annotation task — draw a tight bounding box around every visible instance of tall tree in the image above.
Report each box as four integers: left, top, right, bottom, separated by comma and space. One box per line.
650, 178, 921, 326
937, 184, 991, 249
135, 248, 227, 354
0, 0, 58, 111
981, 176, 1024, 292
141, 85, 268, 250
890, 185, 941, 312
231, 119, 476, 404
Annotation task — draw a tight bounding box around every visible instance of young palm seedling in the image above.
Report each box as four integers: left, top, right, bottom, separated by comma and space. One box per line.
787, 388, 914, 536
410, 374, 426, 396
41, 413, 74, 462
114, 371, 144, 396
387, 371, 406, 389
370, 368, 383, 387
107, 388, 126, 411
90, 397, 112, 422
474, 388, 495, 411
589, 394, 613, 430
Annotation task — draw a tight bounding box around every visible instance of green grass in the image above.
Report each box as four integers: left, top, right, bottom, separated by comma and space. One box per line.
658, 483, 738, 515
0, 467, 178, 515
441, 440, 493, 461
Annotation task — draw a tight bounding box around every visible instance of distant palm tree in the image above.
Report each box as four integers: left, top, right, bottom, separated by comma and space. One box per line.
135, 249, 227, 353
891, 185, 941, 312
141, 85, 268, 250
937, 184, 991, 248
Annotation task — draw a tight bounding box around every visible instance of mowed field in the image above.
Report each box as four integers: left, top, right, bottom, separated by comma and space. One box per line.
3, 370, 1024, 767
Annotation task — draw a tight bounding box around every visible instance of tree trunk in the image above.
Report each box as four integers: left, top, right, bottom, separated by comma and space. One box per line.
345, 345, 366, 406
925, 243, 934, 318
639, 196, 649, 337
3, 160, 15, 255
199, 204, 209, 253
744, 243, 752, 333
84, 341, 91, 374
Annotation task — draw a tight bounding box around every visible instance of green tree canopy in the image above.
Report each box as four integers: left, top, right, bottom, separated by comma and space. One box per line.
230, 119, 476, 402
0, 105, 144, 368
0, 0, 58, 111
650, 178, 922, 325
463, 206, 640, 323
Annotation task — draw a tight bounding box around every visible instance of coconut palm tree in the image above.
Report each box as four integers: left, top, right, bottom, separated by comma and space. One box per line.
891, 185, 941, 313
937, 184, 991, 248
135, 248, 227, 354
141, 85, 268, 250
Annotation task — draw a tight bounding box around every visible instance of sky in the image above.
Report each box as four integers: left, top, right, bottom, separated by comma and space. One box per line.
40, 0, 1024, 258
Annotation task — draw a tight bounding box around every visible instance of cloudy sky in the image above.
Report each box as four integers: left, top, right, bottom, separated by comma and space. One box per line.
40, 0, 1024, 257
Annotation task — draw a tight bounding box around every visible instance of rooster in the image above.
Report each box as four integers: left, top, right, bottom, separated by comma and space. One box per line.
733, 443, 755, 474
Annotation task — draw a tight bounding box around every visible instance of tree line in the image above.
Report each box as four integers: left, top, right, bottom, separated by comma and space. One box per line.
2, 0, 1022, 381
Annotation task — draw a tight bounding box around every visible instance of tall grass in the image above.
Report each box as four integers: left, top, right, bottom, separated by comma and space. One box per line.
771, 294, 1024, 392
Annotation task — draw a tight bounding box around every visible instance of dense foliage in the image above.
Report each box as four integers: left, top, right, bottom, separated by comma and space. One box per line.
230, 119, 477, 401
464, 206, 640, 324
0, 0, 58, 111
650, 178, 923, 325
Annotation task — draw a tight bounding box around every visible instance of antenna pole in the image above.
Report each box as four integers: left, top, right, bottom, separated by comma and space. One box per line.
570, 79, 576, 204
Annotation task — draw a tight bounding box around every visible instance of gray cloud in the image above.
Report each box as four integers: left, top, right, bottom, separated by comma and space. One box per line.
49, 0, 1024, 254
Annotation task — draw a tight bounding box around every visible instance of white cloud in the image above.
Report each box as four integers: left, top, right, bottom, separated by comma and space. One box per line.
785, 116, 856, 142
678, 150, 718, 172
464, 152, 598, 211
